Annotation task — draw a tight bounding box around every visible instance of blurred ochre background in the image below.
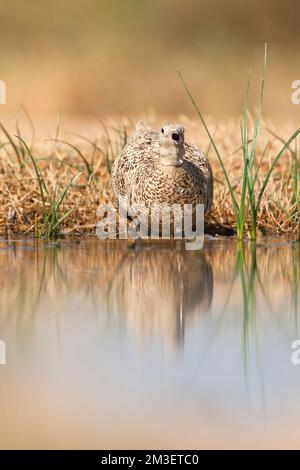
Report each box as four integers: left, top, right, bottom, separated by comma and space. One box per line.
0, 0, 300, 120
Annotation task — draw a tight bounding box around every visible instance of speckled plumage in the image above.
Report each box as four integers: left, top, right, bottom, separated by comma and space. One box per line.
112, 121, 213, 216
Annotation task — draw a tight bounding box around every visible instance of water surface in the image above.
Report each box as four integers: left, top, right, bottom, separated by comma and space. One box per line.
0, 238, 299, 449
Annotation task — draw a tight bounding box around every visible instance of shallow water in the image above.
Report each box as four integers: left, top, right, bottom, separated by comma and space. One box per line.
0, 237, 299, 449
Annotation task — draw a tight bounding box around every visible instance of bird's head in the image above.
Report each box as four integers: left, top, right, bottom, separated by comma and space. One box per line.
159, 123, 185, 166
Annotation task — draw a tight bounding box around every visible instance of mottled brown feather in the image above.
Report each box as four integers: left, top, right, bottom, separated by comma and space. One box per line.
112, 122, 213, 215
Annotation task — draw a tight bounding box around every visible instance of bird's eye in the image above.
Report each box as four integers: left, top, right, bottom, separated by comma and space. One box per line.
161, 128, 164, 134
172, 132, 180, 141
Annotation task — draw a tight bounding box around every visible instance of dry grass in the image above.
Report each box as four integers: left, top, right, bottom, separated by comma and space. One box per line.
0, 115, 299, 238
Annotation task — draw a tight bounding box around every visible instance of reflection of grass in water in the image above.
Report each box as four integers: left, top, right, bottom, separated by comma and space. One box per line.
291, 245, 299, 334
0, 244, 63, 336
236, 243, 257, 368
235, 241, 299, 408
235, 242, 267, 409
15, 245, 52, 340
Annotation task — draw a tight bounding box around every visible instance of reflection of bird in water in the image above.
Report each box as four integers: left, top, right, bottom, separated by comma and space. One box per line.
107, 245, 213, 350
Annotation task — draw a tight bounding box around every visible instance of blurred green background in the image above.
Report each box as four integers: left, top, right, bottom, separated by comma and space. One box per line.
0, 0, 299, 118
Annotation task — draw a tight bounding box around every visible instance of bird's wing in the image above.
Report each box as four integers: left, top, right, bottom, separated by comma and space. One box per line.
184, 143, 213, 211
184, 144, 211, 174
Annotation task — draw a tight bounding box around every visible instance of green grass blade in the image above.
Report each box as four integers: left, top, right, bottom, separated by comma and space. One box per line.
1, 123, 23, 168
256, 128, 300, 213
16, 136, 48, 218
292, 138, 298, 207
48, 139, 92, 178
51, 208, 76, 232
48, 172, 82, 223
178, 70, 239, 216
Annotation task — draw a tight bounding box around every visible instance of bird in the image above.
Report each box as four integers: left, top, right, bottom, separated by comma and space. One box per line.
111, 121, 213, 234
